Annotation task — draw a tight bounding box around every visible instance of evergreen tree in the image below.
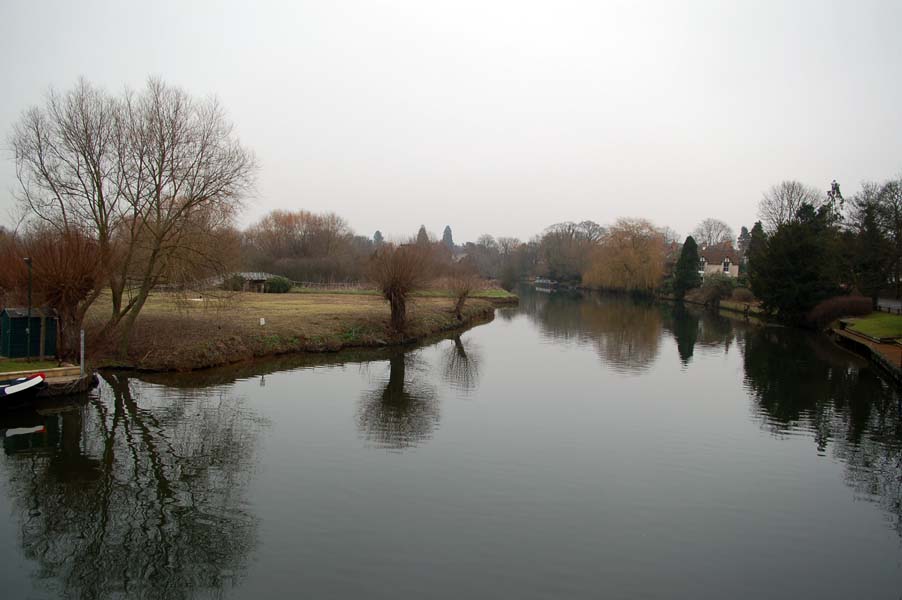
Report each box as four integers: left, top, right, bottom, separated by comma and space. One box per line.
416, 225, 429, 245
747, 222, 767, 296
672, 236, 702, 300
748, 205, 841, 323
737, 226, 751, 262
373, 230, 384, 246
856, 201, 890, 308
442, 225, 454, 250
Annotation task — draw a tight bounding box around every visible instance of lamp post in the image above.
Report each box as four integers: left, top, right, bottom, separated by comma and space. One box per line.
24, 257, 32, 361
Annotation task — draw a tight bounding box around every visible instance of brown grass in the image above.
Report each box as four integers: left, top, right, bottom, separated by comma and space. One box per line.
86, 291, 496, 371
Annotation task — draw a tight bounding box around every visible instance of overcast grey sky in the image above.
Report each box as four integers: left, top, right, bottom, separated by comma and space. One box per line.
1, 0, 901, 243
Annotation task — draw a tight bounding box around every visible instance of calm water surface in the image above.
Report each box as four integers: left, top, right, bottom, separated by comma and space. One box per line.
1, 289, 901, 599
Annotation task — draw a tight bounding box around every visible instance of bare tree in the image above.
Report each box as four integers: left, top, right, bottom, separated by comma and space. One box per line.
368, 243, 434, 330
10, 79, 120, 313
445, 262, 482, 320
660, 226, 681, 245
112, 79, 255, 350
10, 77, 256, 354
538, 220, 605, 281
691, 218, 734, 248
759, 180, 823, 232
28, 229, 105, 358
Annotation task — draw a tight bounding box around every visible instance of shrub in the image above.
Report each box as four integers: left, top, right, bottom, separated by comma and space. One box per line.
806, 296, 872, 328
221, 274, 246, 291
658, 277, 675, 297
264, 275, 293, 293
696, 273, 734, 306
731, 287, 755, 302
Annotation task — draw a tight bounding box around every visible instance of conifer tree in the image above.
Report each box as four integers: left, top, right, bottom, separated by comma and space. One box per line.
672, 236, 702, 300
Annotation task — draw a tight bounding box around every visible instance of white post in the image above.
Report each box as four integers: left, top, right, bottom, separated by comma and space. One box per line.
80, 329, 85, 377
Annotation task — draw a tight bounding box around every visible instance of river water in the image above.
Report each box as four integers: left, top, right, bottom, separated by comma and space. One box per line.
0, 288, 900, 599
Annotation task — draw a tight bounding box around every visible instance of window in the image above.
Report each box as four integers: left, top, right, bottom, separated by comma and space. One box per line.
723, 260, 730, 273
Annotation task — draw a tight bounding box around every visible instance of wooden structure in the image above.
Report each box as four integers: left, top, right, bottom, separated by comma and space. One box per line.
0, 307, 58, 359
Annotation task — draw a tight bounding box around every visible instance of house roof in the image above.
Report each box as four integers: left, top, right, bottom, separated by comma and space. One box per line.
664, 241, 682, 259
1, 307, 58, 319
698, 243, 739, 264
233, 272, 279, 282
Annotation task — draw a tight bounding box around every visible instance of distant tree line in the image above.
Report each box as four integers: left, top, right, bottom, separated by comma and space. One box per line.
6, 78, 902, 349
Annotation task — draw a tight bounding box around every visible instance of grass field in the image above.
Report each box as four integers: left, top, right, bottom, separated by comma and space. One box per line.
289, 286, 519, 301
846, 312, 902, 340
0, 360, 60, 374
87, 288, 511, 371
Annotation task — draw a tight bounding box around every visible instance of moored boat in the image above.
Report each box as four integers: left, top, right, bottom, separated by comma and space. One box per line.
0, 373, 47, 403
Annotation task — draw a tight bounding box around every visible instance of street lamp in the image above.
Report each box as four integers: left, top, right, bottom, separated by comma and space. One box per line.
23, 257, 32, 361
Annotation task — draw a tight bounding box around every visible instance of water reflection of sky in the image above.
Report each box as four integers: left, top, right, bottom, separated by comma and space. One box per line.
0, 287, 900, 598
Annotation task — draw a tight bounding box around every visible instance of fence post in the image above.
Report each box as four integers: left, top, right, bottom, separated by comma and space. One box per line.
80, 329, 85, 377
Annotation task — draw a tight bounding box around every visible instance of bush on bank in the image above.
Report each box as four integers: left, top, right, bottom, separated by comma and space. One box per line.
806, 296, 872, 328
264, 276, 293, 293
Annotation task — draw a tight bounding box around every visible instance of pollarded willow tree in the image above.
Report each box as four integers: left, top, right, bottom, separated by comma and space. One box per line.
368, 243, 434, 330
11, 77, 256, 353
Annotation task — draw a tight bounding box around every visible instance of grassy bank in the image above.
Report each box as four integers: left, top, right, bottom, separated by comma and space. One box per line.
0, 359, 61, 374
88, 290, 512, 372
845, 312, 902, 341
290, 286, 520, 302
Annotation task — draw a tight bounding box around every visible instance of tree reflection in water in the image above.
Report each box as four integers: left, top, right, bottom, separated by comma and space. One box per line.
358, 351, 440, 449
1, 373, 267, 599
442, 335, 482, 394
666, 303, 699, 364
529, 291, 663, 374
660, 304, 735, 366
741, 327, 902, 535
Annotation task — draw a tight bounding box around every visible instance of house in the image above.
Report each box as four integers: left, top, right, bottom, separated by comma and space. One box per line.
698, 243, 740, 278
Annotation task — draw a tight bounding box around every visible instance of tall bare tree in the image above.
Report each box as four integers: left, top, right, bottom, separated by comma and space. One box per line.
10, 78, 120, 311
539, 220, 605, 281
759, 180, 823, 232
113, 79, 255, 350
691, 218, 734, 248
11, 77, 256, 353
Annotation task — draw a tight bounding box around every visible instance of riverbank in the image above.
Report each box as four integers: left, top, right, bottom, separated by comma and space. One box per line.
831, 326, 902, 384
88, 290, 514, 372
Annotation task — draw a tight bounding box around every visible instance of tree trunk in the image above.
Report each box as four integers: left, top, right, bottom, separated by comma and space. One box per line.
116, 283, 153, 357
389, 293, 407, 331
454, 295, 467, 320
58, 314, 82, 362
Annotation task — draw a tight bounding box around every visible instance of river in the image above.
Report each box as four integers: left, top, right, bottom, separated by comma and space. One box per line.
0, 288, 900, 599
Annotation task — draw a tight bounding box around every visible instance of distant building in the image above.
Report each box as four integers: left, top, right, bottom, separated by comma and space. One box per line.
231, 272, 279, 292
698, 243, 740, 278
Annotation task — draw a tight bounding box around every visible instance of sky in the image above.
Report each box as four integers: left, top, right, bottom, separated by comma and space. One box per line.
1, 0, 901, 244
